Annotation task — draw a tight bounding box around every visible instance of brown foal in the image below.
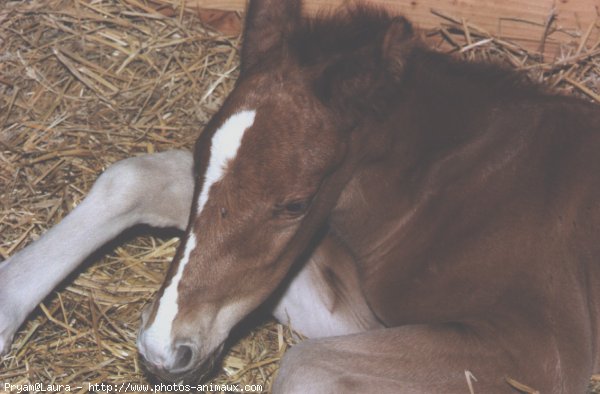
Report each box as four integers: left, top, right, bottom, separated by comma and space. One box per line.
1, 1, 599, 392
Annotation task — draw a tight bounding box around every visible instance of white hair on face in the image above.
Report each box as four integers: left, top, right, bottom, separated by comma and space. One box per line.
138, 232, 197, 366
196, 110, 257, 212
140, 110, 257, 366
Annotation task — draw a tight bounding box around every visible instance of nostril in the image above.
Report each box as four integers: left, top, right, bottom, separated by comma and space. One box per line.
172, 342, 195, 371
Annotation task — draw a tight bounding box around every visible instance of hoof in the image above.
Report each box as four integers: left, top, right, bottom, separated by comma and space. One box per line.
0, 312, 17, 357
0, 335, 11, 357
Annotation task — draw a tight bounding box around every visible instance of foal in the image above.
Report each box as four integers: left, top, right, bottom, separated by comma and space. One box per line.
1, 1, 599, 392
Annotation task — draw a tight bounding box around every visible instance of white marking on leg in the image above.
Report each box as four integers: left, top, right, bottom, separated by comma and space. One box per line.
140, 110, 256, 365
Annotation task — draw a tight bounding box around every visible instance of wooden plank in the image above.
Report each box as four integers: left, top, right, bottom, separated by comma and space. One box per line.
158, 0, 600, 59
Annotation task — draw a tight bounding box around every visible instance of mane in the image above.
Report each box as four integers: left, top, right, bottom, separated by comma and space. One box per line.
284, 5, 548, 120
406, 48, 546, 100
286, 6, 402, 120
288, 5, 393, 66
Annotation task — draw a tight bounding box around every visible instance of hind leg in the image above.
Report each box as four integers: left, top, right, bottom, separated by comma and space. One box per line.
0, 150, 194, 356
273, 323, 579, 394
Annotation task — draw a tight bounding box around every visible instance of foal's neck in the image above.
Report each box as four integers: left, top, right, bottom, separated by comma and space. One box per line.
332, 48, 548, 262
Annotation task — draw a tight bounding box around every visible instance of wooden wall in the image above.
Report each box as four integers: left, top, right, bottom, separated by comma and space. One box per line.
159, 0, 600, 59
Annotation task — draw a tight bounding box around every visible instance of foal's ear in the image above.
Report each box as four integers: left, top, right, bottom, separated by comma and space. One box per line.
381, 16, 414, 79
241, 0, 301, 73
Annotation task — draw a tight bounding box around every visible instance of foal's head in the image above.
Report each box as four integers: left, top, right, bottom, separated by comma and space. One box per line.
137, 0, 414, 382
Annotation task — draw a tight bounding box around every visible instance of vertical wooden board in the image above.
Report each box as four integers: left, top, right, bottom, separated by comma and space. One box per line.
160, 0, 599, 58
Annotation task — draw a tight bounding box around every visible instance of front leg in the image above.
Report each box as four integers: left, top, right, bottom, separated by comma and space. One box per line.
272, 233, 382, 339
0, 150, 194, 356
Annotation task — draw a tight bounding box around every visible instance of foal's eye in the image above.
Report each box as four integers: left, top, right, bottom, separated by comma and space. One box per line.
275, 198, 312, 219
285, 201, 309, 214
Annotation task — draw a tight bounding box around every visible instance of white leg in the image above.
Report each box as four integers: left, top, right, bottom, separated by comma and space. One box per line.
272, 234, 382, 339
0, 150, 194, 356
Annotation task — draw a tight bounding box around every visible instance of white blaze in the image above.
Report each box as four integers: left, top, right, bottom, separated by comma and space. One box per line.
197, 110, 257, 212
141, 110, 256, 364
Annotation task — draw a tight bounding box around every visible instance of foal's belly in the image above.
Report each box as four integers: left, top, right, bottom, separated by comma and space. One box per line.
271, 234, 383, 338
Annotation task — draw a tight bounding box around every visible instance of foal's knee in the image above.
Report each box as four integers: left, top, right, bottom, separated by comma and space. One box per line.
274, 343, 315, 394
274, 342, 336, 394
89, 151, 193, 228
90, 156, 151, 215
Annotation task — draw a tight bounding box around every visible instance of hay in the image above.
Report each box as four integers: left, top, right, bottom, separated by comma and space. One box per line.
0, 0, 291, 391
0, 1, 598, 393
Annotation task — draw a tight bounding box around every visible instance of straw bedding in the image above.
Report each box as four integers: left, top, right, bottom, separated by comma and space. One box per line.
0, 1, 598, 393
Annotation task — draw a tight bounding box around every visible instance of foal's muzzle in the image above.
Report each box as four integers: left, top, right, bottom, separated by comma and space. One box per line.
139, 340, 224, 384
